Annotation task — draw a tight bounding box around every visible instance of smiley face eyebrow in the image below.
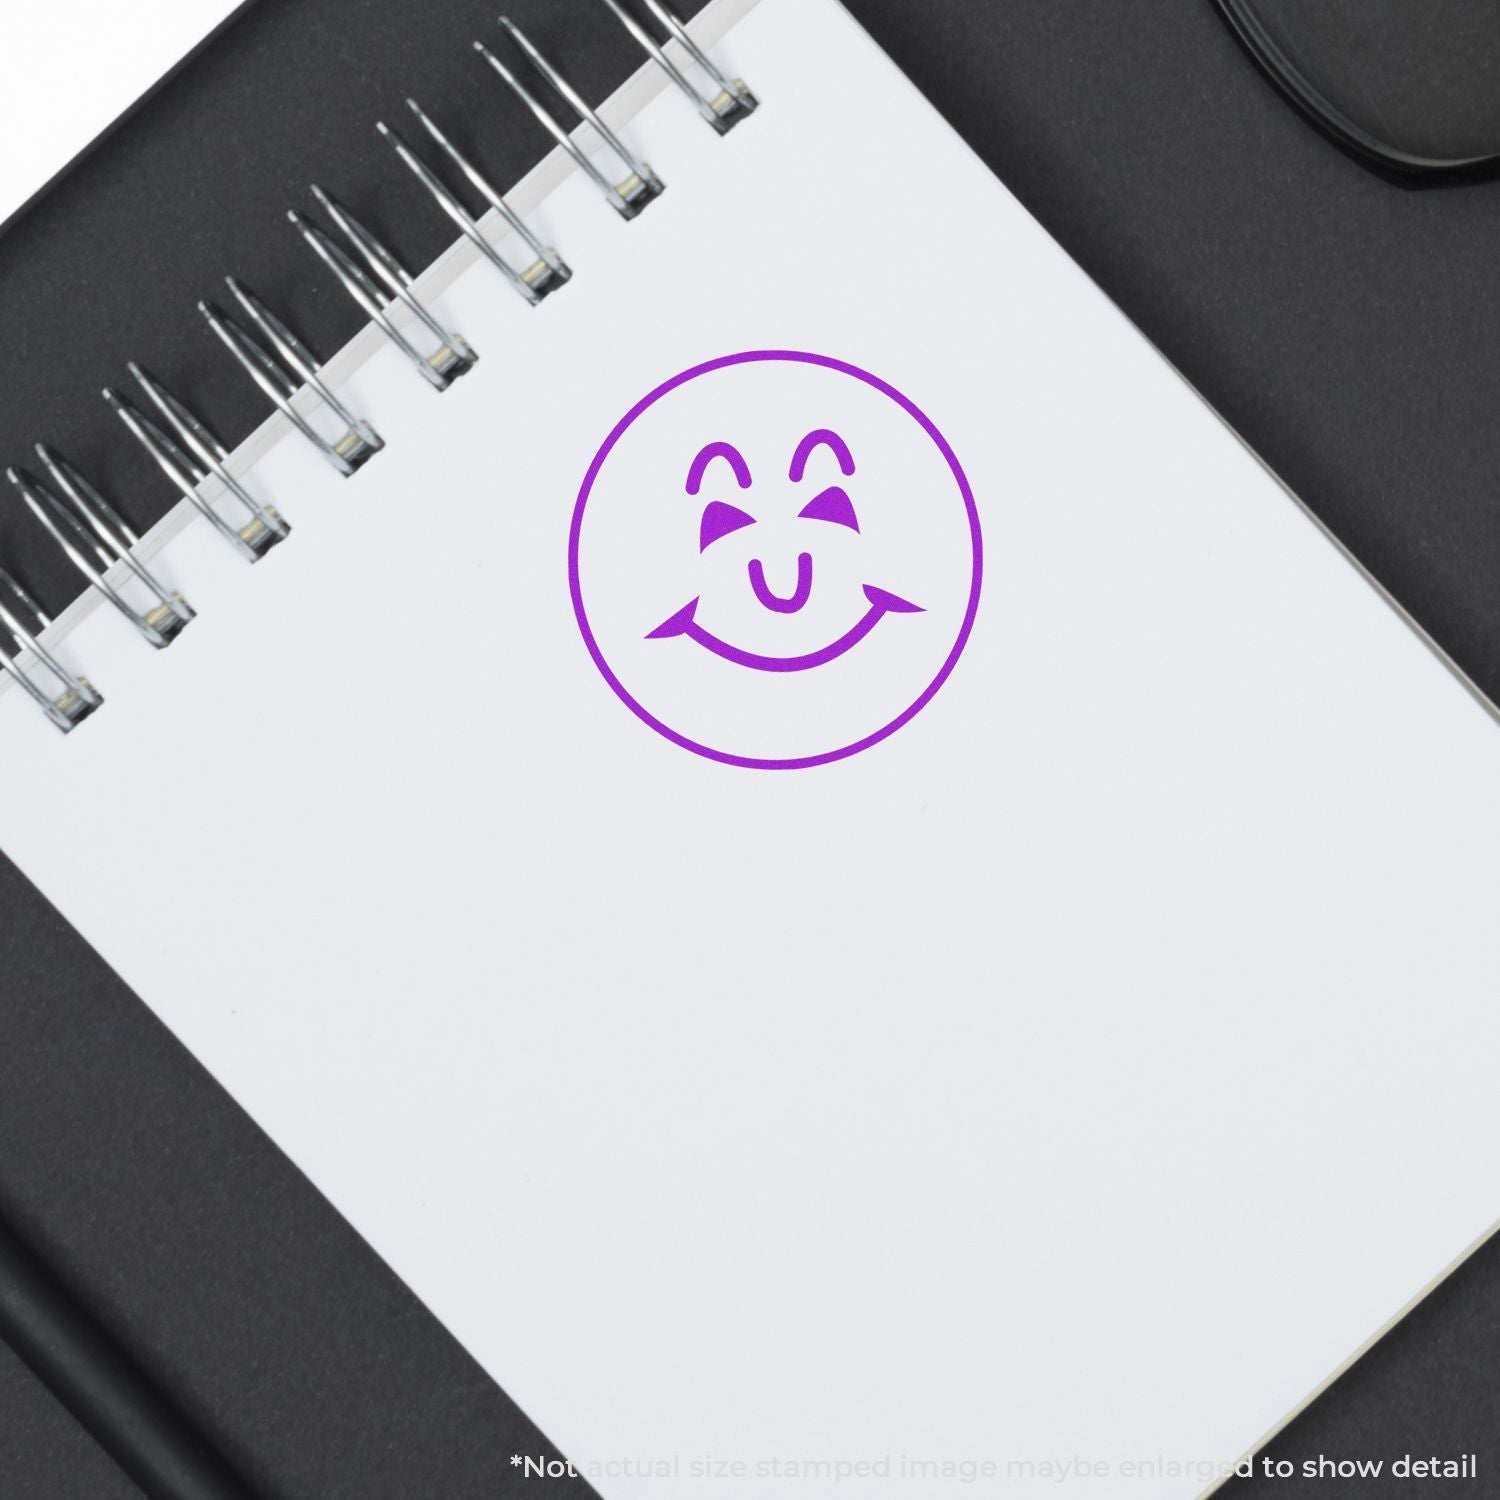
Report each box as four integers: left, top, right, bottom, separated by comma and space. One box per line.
686, 441, 752, 495
789, 428, 855, 483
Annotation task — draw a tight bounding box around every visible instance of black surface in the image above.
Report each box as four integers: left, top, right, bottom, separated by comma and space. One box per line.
1219, 0, 1500, 171
1, 0, 1498, 1497
0, 1217, 254, 1500
0, 1339, 145, 1500
1225, 1230, 1500, 1497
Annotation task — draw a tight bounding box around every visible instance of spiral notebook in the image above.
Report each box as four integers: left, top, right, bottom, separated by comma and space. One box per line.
2, 0, 1499, 1495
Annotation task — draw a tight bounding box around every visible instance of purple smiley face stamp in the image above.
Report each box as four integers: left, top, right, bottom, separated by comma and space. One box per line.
570, 351, 982, 769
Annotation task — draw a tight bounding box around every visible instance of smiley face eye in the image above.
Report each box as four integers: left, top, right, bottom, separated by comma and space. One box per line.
700, 500, 757, 551
797, 484, 860, 533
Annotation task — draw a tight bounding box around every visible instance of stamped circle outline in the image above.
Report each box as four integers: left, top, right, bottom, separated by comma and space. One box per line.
569, 350, 984, 770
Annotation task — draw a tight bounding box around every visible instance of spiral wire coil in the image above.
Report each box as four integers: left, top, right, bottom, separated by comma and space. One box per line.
0, 1, 754, 731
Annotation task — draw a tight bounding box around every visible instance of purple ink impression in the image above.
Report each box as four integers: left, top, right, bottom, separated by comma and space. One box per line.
665, 425, 912, 653
569, 350, 984, 772
748, 553, 813, 613
699, 500, 756, 551
647, 584, 923, 673
797, 485, 859, 531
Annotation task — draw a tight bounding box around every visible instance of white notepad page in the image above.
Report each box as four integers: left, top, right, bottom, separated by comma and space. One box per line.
3, 1, 1499, 1494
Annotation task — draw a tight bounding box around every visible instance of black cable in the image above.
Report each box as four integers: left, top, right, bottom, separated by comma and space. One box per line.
0, 1213, 257, 1500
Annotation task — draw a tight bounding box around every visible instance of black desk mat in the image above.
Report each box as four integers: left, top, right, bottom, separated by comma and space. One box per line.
0, 1, 1495, 1496
0, 1340, 145, 1500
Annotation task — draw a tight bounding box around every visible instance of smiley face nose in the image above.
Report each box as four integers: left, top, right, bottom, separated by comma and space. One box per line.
749, 552, 813, 613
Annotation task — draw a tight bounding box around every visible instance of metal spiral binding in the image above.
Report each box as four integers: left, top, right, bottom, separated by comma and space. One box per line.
0, 562, 103, 732
1, 7, 753, 732
599, 0, 757, 132
106, 365, 291, 563
292, 187, 479, 391
7, 450, 195, 648
378, 101, 571, 305
200, 281, 385, 476
477, 20, 666, 219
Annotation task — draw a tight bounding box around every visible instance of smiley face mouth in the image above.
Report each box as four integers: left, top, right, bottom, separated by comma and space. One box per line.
647, 584, 923, 673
